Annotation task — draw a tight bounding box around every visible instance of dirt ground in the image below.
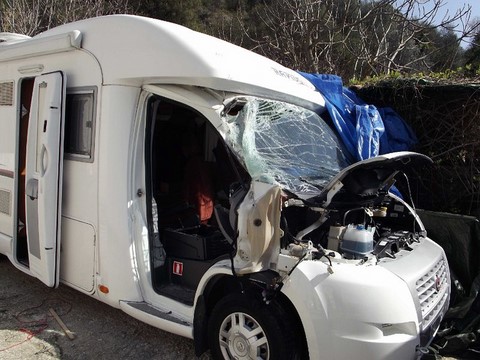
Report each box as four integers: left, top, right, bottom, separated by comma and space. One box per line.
0, 255, 211, 360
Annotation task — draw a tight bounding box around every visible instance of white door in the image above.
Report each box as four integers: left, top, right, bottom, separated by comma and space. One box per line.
25, 72, 66, 287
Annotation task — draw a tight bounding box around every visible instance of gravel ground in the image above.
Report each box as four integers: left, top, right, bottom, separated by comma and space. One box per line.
0, 255, 211, 360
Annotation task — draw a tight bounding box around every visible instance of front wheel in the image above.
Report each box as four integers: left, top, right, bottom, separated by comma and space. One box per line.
207, 293, 300, 360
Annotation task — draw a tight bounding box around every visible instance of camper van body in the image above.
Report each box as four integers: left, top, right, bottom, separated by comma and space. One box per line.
0, 15, 450, 359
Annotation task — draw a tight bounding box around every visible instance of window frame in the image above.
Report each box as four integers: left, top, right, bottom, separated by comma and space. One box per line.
64, 86, 97, 163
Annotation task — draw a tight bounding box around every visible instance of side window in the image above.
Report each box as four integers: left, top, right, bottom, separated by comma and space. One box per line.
64, 87, 96, 162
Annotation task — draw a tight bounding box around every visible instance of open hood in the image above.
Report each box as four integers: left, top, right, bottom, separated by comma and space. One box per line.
310, 151, 432, 207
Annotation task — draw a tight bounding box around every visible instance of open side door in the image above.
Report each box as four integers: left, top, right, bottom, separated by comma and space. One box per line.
25, 72, 66, 287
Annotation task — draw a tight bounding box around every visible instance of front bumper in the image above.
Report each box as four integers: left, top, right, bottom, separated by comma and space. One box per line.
281, 238, 450, 359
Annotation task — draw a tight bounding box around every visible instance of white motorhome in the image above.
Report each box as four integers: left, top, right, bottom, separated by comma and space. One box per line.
0, 15, 450, 359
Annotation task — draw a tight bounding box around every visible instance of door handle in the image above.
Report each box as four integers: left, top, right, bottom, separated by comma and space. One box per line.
40, 144, 48, 176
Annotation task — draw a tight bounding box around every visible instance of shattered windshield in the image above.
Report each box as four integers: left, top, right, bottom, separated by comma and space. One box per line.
222, 97, 349, 197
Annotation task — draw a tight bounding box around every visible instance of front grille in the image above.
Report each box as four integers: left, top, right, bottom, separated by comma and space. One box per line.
416, 256, 449, 329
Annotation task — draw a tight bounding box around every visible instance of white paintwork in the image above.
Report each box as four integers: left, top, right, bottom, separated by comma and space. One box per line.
0, 31, 81, 62
0, 15, 450, 360
34, 15, 324, 109
282, 235, 448, 360
282, 258, 420, 359
60, 216, 95, 292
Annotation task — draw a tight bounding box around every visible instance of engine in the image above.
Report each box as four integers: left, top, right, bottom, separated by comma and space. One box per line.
278, 193, 426, 266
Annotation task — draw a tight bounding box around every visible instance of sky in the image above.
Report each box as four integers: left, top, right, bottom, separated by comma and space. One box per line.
442, 1, 480, 22
406, 1, 479, 31
434, 1, 480, 46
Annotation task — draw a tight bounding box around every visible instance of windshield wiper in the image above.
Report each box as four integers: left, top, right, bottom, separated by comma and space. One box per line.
299, 167, 337, 184
299, 176, 324, 190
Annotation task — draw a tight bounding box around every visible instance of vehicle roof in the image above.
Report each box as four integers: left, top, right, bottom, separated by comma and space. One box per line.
31, 15, 325, 109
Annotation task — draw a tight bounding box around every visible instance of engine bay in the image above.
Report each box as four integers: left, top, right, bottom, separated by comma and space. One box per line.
277, 192, 426, 272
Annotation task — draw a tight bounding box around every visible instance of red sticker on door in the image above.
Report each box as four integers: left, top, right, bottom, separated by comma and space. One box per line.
173, 261, 183, 276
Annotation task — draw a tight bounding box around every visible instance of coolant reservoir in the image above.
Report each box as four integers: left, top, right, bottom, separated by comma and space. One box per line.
340, 224, 374, 257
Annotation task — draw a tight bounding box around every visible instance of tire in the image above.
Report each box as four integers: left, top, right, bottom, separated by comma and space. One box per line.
207, 293, 300, 360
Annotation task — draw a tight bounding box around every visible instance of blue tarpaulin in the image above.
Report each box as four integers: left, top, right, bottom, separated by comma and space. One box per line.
299, 73, 418, 162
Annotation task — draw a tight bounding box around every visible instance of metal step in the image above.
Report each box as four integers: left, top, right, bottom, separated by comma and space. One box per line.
123, 301, 191, 327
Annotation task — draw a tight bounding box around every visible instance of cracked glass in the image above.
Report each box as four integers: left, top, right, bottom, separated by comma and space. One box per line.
222, 97, 349, 197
